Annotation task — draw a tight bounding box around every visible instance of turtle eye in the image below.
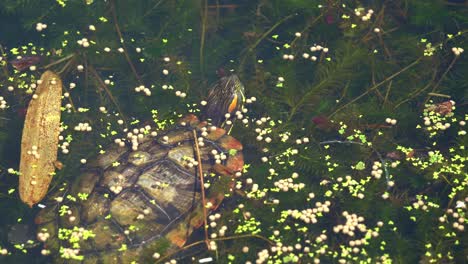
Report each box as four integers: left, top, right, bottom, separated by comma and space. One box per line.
227, 94, 238, 113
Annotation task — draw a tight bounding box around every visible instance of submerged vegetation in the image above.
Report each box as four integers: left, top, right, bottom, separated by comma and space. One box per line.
0, 0, 466, 263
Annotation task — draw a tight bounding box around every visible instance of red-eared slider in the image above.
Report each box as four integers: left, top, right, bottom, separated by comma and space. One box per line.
34, 75, 245, 263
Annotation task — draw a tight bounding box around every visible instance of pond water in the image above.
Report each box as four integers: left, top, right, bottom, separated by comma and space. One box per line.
0, 0, 466, 263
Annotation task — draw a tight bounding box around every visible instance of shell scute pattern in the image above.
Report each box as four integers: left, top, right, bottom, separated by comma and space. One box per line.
85, 219, 125, 250
87, 144, 127, 170
69, 171, 100, 197
136, 160, 199, 215
80, 192, 110, 223
36, 116, 244, 262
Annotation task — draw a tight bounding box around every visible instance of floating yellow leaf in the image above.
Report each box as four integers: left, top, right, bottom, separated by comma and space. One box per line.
19, 71, 62, 207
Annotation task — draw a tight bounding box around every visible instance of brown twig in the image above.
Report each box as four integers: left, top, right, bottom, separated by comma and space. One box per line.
427, 92, 451, 98
155, 233, 274, 263
192, 129, 210, 248
41, 53, 75, 70
110, 0, 143, 85
56, 55, 75, 75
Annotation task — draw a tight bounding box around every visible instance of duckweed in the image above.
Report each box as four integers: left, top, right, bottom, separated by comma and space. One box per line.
0, 1, 466, 263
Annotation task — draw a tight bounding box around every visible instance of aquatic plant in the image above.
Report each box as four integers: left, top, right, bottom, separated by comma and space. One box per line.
0, 0, 466, 263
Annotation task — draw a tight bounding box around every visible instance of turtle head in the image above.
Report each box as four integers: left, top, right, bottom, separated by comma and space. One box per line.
202, 74, 245, 129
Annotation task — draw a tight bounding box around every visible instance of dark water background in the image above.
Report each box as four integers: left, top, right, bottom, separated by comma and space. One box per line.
0, 0, 467, 263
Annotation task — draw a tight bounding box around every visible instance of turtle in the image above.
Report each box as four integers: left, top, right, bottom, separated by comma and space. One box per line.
34, 74, 245, 263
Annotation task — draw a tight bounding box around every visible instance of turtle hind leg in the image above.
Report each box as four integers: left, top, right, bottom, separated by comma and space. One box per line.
165, 225, 207, 262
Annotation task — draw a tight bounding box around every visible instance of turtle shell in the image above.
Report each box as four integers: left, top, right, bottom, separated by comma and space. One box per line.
35, 114, 243, 263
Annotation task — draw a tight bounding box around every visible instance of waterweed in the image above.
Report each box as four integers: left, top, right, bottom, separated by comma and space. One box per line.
0, 1, 466, 263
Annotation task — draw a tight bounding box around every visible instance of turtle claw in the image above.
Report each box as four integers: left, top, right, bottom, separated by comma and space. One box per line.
212, 163, 235, 176
179, 114, 200, 126
166, 228, 189, 248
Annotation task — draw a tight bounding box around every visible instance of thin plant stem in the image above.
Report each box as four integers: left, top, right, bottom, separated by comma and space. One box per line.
143, 0, 165, 18
382, 80, 392, 109
156, 233, 273, 263
56, 55, 75, 75
287, 78, 329, 121
88, 65, 126, 121
41, 53, 75, 70
394, 69, 437, 109
0, 44, 10, 79
249, 13, 297, 52
427, 92, 451, 98
329, 57, 422, 118
339, 81, 350, 101
238, 13, 297, 73
423, 56, 458, 104
110, 0, 143, 85
192, 129, 210, 248
290, 14, 323, 47
200, 0, 208, 76
58, 70, 77, 112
